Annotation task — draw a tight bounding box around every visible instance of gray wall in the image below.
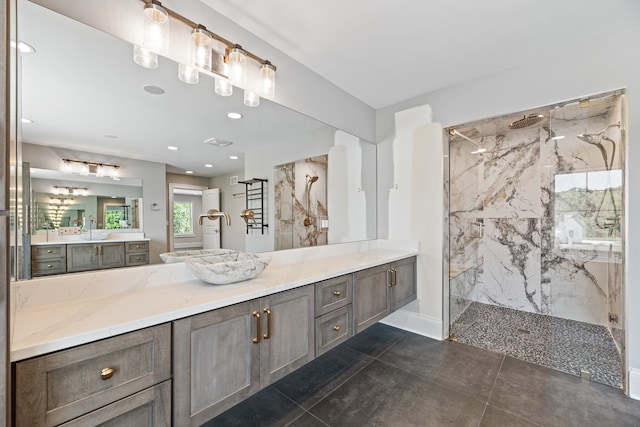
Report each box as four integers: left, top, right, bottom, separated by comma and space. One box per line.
376, 24, 640, 386
210, 170, 246, 252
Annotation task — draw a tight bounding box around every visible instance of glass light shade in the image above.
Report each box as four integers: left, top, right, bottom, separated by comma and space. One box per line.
81, 189, 88, 197
79, 164, 89, 176
215, 78, 233, 97
191, 28, 212, 72
178, 63, 199, 84
62, 161, 72, 174
53, 187, 60, 195
111, 167, 120, 180
143, 2, 169, 54
133, 45, 158, 69
243, 90, 260, 107
259, 62, 276, 100
227, 47, 247, 87
95, 165, 105, 178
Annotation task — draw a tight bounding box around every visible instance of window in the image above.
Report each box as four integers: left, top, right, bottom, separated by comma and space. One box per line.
173, 202, 194, 236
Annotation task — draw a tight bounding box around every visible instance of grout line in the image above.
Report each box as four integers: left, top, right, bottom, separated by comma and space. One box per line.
486, 353, 506, 404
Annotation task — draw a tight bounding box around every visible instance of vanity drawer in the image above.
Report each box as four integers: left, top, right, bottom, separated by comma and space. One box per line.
32, 258, 66, 276
14, 323, 171, 427
125, 241, 149, 253
315, 305, 352, 356
315, 274, 352, 316
32, 244, 66, 260
126, 252, 149, 266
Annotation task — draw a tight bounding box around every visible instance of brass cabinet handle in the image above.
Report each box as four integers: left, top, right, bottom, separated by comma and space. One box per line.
392, 268, 397, 287
252, 311, 261, 343
47, 264, 53, 268
46, 249, 52, 254
333, 290, 341, 297
387, 269, 393, 287
263, 308, 271, 339
135, 257, 141, 261
101, 367, 114, 380
333, 325, 341, 332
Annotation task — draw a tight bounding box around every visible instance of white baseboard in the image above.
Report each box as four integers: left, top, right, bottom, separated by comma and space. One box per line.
380, 308, 443, 340
629, 368, 640, 400
174, 242, 203, 249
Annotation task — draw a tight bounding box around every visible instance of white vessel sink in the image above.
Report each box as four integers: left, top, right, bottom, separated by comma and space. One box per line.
79, 231, 110, 241
185, 252, 271, 285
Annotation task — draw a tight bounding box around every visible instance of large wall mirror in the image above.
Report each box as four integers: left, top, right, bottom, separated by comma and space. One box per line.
14, 0, 377, 280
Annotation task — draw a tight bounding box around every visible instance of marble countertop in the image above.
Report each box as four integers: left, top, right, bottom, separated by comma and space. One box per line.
11, 240, 418, 362
31, 232, 149, 246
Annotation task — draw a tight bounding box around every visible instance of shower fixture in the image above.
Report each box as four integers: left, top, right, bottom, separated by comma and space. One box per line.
576, 121, 622, 235
509, 114, 545, 130
304, 174, 319, 227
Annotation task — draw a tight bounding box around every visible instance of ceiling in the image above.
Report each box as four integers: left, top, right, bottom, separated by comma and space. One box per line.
201, 0, 640, 109
18, 0, 640, 178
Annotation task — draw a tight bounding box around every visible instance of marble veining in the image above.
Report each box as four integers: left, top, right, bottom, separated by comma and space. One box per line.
11, 240, 418, 362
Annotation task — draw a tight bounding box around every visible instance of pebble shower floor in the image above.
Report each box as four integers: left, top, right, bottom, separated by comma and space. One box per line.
450, 301, 622, 388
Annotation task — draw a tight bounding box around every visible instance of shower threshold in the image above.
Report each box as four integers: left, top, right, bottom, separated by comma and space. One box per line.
450, 302, 622, 388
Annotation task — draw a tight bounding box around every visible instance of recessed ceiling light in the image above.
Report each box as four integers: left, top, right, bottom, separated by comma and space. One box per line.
229, 155, 239, 160
204, 137, 233, 147
205, 164, 213, 168
185, 170, 193, 174
227, 112, 242, 119
21, 118, 33, 124
168, 146, 179, 150
143, 85, 165, 95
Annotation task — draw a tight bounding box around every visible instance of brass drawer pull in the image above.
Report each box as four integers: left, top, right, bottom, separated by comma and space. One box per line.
333, 290, 341, 297
46, 249, 53, 254
263, 308, 271, 339
333, 325, 341, 332
135, 257, 141, 261
101, 367, 114, 380
252, 311, 261, 343
47, 264, 53, 268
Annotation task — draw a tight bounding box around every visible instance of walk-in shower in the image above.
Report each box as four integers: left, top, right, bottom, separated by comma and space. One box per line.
447, 90, 626, 389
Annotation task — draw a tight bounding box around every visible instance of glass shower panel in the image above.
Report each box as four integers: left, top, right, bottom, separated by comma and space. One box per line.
547, 93, 625, 388
448, 132, 482, 340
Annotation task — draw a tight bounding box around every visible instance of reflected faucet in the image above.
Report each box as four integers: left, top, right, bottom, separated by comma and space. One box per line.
89, 216, 96, 240
198, 209, 231, 226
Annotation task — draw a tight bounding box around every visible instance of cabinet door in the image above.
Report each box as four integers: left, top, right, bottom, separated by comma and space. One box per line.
260, 285, 315, 387
391, 256, 417, 310
98, 242, 125, 269
354, 263, 391, 333
59, 380, 171, 427
173, 300, 261, 426
66, 244, 97, 272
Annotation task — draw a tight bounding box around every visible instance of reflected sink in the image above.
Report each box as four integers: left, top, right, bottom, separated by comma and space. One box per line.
185, 252, 272, 285
79, 231, 110, 241
159, 248, 237, 263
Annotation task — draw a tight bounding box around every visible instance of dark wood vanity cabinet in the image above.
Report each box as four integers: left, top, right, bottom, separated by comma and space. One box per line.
67, 242, 126, 273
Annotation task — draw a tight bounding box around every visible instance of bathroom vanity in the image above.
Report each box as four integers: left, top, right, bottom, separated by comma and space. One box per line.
11, 240, 417, 426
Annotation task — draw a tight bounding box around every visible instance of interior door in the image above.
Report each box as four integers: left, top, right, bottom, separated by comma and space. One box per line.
202, 188, 220, 249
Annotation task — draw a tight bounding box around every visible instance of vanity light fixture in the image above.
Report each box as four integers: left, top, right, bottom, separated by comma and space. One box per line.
53, 186, 88, 197
178, 63, 199, 84
133, 44, 158, 69
243, 90, 260, 107
142, 0, 169, 55
132, 0, 276, 103
61, 159, 121, 180
259, 62, 276, 100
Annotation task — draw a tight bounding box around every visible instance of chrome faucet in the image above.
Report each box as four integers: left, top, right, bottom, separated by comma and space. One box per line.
198, 209, 231, 226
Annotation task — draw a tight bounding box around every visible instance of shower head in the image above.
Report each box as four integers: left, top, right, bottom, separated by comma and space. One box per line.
509, 114, 545, 130
306, 174, 319, 183
576, 132, 598, 145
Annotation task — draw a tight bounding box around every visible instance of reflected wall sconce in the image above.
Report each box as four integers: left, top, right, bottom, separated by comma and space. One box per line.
61, 159, 121, 180
134, 0, 277, 106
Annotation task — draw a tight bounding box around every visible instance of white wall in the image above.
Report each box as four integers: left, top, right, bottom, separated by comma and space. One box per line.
210, 170, 246, 252
376, 24, 640, 391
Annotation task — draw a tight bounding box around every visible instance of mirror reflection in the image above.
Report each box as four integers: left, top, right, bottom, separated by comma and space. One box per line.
17, 0, 377, 280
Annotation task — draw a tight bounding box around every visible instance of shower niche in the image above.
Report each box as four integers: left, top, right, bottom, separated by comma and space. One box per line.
274, 155, 328, 250
447, 90, 626, 389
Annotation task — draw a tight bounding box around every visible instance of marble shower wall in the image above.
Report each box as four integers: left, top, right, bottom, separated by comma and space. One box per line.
274, 157, 328, 250
449, 94, 624, 328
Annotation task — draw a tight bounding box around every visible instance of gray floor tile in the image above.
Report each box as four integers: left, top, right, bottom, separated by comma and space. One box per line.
287, 412, 329, 427
203, 386, 304, 427
309, 359, 486, 427
344, 322, 408, 357
490, 356, 640, 427
378, 333, 504, 401
273, 343, 374, 409
479, 405, 541, 427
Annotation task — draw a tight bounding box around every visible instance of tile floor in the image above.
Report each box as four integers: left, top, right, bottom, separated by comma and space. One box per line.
204, 323, 640, 427
451, 302, 622, 387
